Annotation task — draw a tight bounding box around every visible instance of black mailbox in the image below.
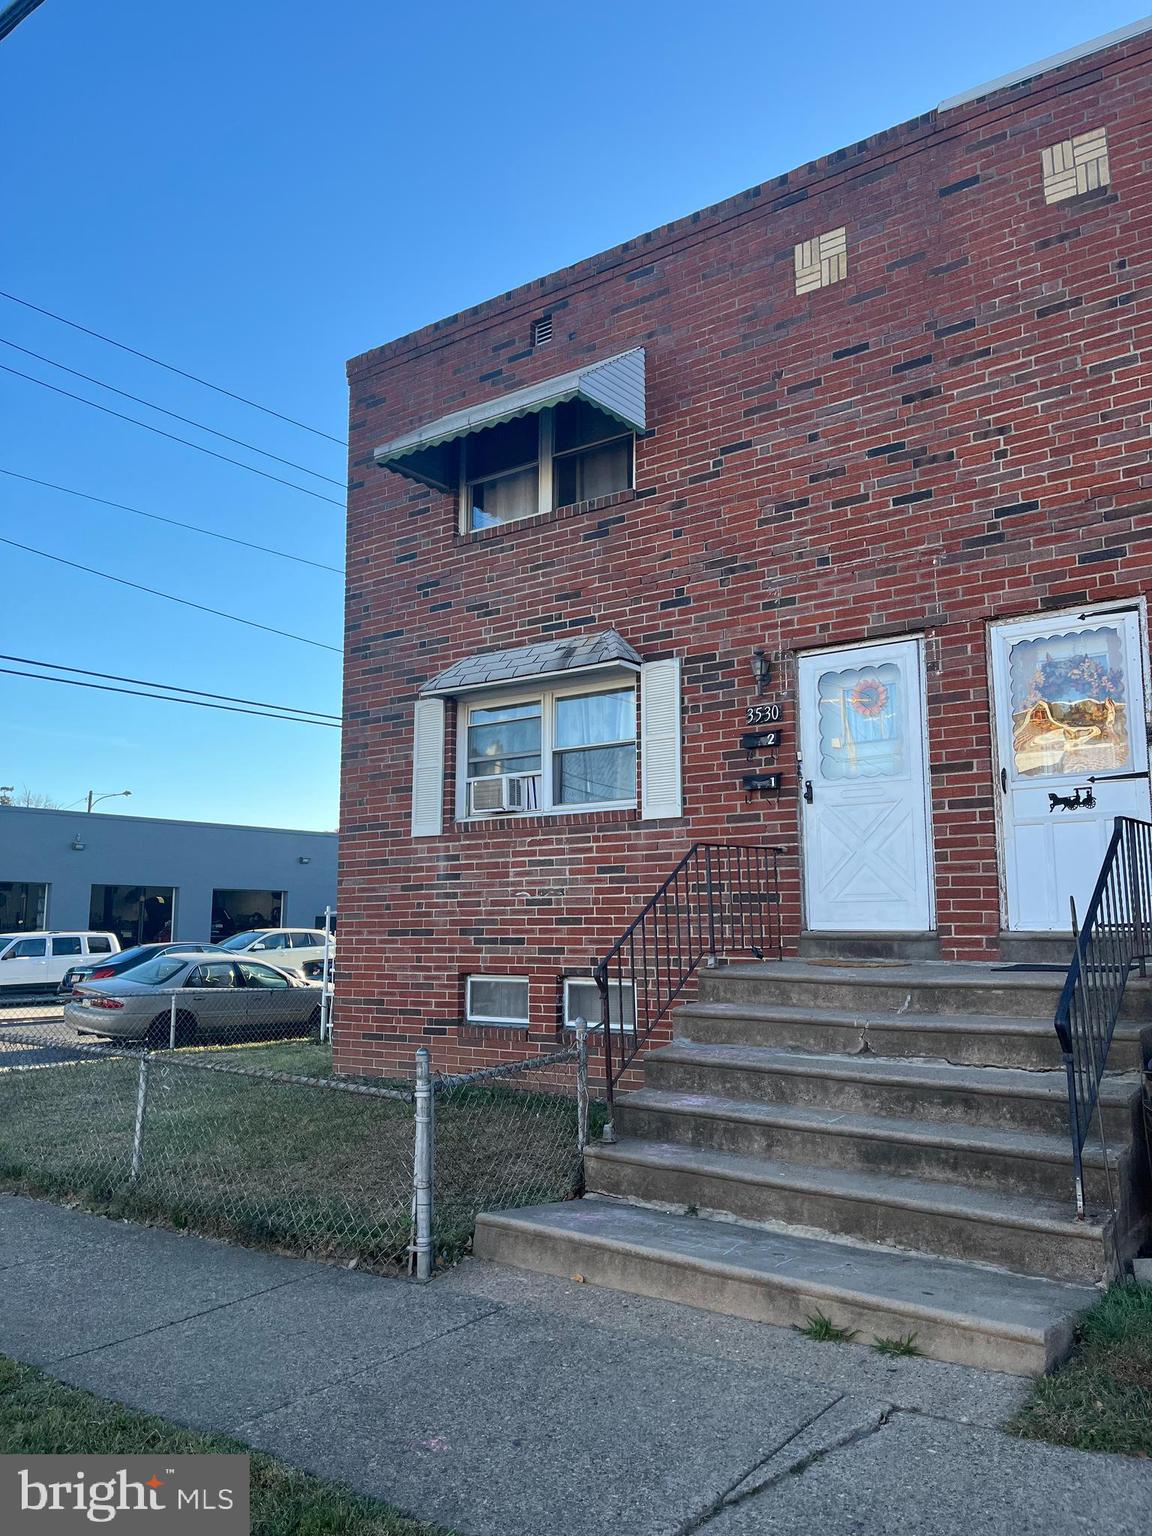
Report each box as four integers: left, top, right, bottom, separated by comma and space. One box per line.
742, 772, 782, 793
740, 730, 781, 752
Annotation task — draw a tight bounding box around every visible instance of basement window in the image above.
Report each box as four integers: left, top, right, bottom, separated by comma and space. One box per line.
563, 975, 636, 1033
466, 975, 530, 1028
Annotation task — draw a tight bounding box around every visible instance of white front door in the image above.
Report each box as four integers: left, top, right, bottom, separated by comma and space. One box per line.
798, 637, 934, 932
991, 606, 1151, 932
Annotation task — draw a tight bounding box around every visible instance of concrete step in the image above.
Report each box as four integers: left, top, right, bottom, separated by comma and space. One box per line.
673, 1000, 1148, 1072
798, 931, 940, 962
998, 933, 1075, 965
585, 1139, 1113, 1282
643, 1042, 1142, 1137
613, 1088, 1124, 1205
473, 1198, 1099, 1374
699, 960, 1152, 1022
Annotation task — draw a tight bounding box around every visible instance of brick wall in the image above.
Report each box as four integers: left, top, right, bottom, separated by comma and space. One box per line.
338, 31, 1152, 1081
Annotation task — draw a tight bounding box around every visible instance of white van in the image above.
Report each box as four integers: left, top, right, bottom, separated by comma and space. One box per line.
0, 932, 121, 992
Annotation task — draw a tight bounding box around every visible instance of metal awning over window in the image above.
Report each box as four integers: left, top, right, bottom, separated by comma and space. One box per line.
374, 348, 646, 492
419, 630, 642, 697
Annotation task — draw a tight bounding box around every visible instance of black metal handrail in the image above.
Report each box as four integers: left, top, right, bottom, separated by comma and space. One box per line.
1054, 815, 1152, 1217
594, 843, 784, 1116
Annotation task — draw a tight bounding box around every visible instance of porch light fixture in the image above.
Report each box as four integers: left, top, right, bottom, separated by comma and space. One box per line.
749, 649, 772, 696
298, 856, 311, 864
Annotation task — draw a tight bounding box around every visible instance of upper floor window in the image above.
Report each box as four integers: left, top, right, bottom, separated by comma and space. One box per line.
374, 348, 646, 526
463, 401, 633, 532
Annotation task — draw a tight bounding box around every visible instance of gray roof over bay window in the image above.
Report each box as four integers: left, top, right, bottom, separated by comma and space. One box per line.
419, 630, 642, 697
374, 348, 646, 492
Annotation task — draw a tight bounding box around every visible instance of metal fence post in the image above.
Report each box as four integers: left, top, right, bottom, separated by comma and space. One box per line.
413, 1046, 433, 1282
169, 991, 177, 1051
320, 905, 334, 1041
575, 1016, 589, 1155
130, 1052, 150, 1183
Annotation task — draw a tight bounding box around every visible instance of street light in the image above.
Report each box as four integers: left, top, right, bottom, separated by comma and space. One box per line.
86, 789, 132, 813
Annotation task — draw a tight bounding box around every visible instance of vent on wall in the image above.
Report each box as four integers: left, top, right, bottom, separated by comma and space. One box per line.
532, 314, 554, 346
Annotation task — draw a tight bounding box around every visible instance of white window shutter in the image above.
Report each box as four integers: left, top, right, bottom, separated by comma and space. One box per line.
640, 658, 683, 820
410, 697, 446, 837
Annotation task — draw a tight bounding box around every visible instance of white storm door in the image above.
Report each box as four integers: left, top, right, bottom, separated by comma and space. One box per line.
991, 607, 1151, 932
798, 638, 934, 932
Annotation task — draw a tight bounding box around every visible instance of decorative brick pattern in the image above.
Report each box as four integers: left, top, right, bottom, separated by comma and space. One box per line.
794, 227, 848, 294
338, 28, 1152, 1083
1042, 127, 1110, 202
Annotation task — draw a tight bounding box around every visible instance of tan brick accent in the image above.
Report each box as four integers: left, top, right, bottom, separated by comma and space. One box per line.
794, 226, 848, 294
1042, 128, 1110, 203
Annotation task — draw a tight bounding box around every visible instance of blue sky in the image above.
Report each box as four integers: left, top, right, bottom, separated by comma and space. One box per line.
1, 0, 1145, 830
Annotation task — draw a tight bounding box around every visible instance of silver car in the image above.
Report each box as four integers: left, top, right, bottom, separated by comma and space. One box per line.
65, 952, 322, 1048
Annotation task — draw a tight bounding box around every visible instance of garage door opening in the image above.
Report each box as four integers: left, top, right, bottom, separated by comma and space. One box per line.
89, 885, 177, 947
211, 889, 285, 941
0, 882, 48, 932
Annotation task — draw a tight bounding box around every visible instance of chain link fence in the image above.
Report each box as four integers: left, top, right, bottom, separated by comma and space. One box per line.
0, 986, 592, 1277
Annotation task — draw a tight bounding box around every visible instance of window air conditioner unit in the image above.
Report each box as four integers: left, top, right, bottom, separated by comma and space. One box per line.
469, 775, 534, 815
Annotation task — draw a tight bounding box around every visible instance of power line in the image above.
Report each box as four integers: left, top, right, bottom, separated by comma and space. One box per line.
0, 665, 341, 728
0, 337, 345, 487
0, 467, 344, 575
0, 653, 341, 721
0, 363, 345, 508
0, 533, 342, 653
0, 289, 344, 445
0, 1, 48, 44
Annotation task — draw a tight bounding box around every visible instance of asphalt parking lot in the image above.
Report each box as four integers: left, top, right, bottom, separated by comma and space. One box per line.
0, 996, 99, 1067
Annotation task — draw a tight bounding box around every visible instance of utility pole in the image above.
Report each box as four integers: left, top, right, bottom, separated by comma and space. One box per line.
0, 1, 48, 44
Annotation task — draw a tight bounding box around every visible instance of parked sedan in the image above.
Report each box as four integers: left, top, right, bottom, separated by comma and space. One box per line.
65, 952, 323, 1048
57, 941, 222, 996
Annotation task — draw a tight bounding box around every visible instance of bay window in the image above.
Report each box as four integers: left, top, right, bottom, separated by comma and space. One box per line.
410, 638, 681, 837
460, 684, 637, 817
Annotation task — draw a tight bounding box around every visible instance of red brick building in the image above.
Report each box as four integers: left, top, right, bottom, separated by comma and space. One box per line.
338, 23, 1152, 1081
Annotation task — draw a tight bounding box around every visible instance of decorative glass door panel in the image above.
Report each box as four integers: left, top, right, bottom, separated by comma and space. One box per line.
817, 663, 905, 780
991, 609, 1150, 932
1007, 625, 1132, 780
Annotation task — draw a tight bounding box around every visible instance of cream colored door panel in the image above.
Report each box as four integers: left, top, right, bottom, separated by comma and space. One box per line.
798, 639, 934, 932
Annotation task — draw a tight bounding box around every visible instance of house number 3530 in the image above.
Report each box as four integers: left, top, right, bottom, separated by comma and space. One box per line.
746, 704, 782, 725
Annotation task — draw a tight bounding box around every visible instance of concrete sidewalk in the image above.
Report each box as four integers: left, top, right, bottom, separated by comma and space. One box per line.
0, 1194, 1149, 1536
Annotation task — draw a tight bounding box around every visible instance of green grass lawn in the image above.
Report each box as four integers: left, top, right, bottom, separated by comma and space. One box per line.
0, 1354, 446, 1535
1007, 1283, 1152, 1457
0, 1039, 585, 1271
